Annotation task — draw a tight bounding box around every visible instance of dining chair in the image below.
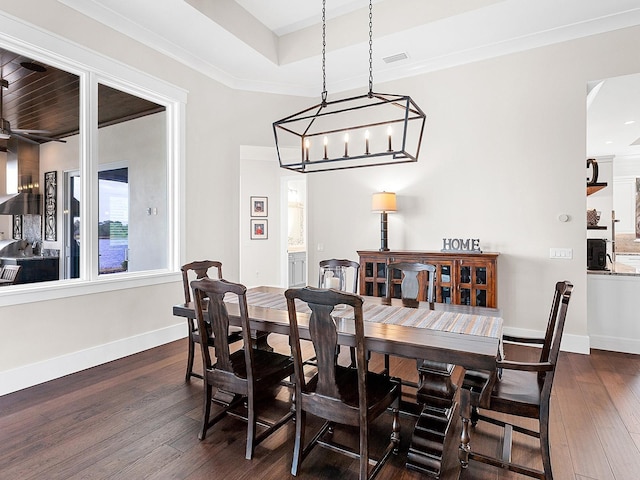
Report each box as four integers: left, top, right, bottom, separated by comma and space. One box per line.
384, 261, 436, 308
318, 258, 360, 293
181, 260, 243, 381
285, 286, 401, 480
459, 280, 574, 480
191, 277, 295, 460
0, 265, 21, 286
382, 262, 437, 375
318, 258, 360, 365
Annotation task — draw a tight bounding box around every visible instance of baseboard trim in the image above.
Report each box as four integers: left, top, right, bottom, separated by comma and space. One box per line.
0, 323, 186, 397
589, 334, 640, 355
503, 327, 590, 355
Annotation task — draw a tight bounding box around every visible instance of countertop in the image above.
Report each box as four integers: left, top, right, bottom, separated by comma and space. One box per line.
588, 261, 638, 276
1, 255, 60, 262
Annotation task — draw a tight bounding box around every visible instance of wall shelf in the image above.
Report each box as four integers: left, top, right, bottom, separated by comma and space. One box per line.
587, 182, 607, 196
587, 225, 607, 230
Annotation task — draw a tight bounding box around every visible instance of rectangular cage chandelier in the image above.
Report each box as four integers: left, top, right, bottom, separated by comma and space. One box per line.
273, 92, 425, 173
272, 0, 426, 174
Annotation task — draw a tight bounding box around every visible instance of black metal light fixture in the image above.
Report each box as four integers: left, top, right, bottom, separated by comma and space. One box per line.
273, 0, 426, 173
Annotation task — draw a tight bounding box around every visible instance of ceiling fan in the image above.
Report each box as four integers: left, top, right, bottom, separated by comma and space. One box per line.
0, 78, 65, 144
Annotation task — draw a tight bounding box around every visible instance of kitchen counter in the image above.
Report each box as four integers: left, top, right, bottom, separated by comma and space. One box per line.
1, 255, 58, 261
0, 256, 60, 284
588, 261, 638, 276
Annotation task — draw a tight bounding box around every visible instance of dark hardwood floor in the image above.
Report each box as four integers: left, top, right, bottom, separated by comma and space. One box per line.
1, 334, 640, 480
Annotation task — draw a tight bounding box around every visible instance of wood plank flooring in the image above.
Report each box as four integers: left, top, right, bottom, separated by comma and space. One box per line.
1, 335, 640, 480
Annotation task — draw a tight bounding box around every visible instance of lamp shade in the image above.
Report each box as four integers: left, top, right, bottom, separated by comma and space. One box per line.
371, 192, 397, 212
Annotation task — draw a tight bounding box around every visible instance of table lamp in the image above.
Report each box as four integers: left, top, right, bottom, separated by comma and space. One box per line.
371, 191, 397, 251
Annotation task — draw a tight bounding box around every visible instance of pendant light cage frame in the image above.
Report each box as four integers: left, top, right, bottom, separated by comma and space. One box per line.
273, 92, 425, 173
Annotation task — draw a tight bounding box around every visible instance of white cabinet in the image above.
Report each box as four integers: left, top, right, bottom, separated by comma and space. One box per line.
288, 251, 306, 287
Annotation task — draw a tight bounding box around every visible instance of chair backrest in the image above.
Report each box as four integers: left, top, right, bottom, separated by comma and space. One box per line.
0, 265, 21, 283
285, 287, 367, 415
385, 262, 436, 307
180, 260, 223, 303
191, 277, 255, 386
318, 259, 360, 293
539, 281, 573, 387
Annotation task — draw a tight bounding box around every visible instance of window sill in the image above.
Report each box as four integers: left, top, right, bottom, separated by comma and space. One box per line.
0, 271, 181, 307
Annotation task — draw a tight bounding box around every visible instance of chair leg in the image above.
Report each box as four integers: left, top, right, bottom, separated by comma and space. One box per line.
359, 421, 369, 480
246, 394, 257, 459
185, 332, 196, 381
291, 409, 306, 476
199, 383, 213, 440
540, 403, 553, 480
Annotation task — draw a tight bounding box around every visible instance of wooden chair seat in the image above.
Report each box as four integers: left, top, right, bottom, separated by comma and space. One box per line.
302, 366, 400, 422
220, 348, 296, 387
484, 369, 542, 416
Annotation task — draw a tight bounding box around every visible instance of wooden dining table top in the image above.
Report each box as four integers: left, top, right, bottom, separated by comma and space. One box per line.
172, 286, 503, 371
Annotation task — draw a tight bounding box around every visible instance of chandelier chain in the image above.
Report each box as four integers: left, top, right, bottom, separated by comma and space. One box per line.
368, 0, 373, 95
321, 0, 327, 104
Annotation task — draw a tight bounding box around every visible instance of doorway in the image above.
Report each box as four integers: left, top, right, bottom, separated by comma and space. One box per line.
281, 175, 307, 287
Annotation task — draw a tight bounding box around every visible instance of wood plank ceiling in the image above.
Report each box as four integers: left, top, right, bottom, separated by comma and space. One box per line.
0, 46, 164, 150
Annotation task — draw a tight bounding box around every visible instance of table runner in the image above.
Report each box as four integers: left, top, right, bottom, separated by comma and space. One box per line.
226, 290, 502, 340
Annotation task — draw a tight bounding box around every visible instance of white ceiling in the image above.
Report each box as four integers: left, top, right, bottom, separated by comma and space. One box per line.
58, 0, 640, 157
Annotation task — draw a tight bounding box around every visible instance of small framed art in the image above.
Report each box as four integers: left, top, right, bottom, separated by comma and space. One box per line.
250, 219, 268, 240
250, 196, 268, 217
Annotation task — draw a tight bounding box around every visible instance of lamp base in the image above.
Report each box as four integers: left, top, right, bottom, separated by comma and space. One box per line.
380, 212, 389, 251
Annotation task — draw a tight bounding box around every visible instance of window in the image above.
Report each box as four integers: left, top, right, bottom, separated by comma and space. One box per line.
99, 166, 129, 274
0, 20, 183, 304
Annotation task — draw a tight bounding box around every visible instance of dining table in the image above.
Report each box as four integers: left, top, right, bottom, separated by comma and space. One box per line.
172, 285, 503, 478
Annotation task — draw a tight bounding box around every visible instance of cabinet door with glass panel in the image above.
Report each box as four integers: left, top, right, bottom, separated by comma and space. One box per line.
453, 258, 494, 307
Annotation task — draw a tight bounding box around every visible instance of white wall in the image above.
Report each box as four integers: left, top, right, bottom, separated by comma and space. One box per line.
239, 150, 282, 287
303, 26, 640, 354
613, 154, 640, 235
4, 2, 640, 393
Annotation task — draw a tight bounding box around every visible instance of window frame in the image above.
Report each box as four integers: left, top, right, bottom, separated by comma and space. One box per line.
0, 13, 185, 307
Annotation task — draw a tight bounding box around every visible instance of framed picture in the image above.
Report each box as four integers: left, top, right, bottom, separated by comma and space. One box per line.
44, 171, 57, 241
13, 215, 22, 240
250, 219, 268, 240
250, 196, 268, 217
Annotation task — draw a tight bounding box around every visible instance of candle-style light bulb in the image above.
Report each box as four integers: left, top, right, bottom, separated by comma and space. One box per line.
344, 132, 349, 157
304, 138, 310, 162
365, 130, 370, 155
387, 126, 393, 151
323, 136, 328, 159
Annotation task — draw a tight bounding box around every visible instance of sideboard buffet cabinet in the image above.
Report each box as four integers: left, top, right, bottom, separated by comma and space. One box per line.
357, 250, 499, 308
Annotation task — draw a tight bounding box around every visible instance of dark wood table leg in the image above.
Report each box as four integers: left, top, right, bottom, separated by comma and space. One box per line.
405, 360, 461, 478
458, 386, 471, 469
252, 330, 273, 351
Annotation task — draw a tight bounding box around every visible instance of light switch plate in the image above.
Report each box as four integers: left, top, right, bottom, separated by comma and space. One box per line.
550, 247, 573, 259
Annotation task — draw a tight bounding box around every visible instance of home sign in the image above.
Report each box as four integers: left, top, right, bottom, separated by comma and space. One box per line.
441, 238, 482, 253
